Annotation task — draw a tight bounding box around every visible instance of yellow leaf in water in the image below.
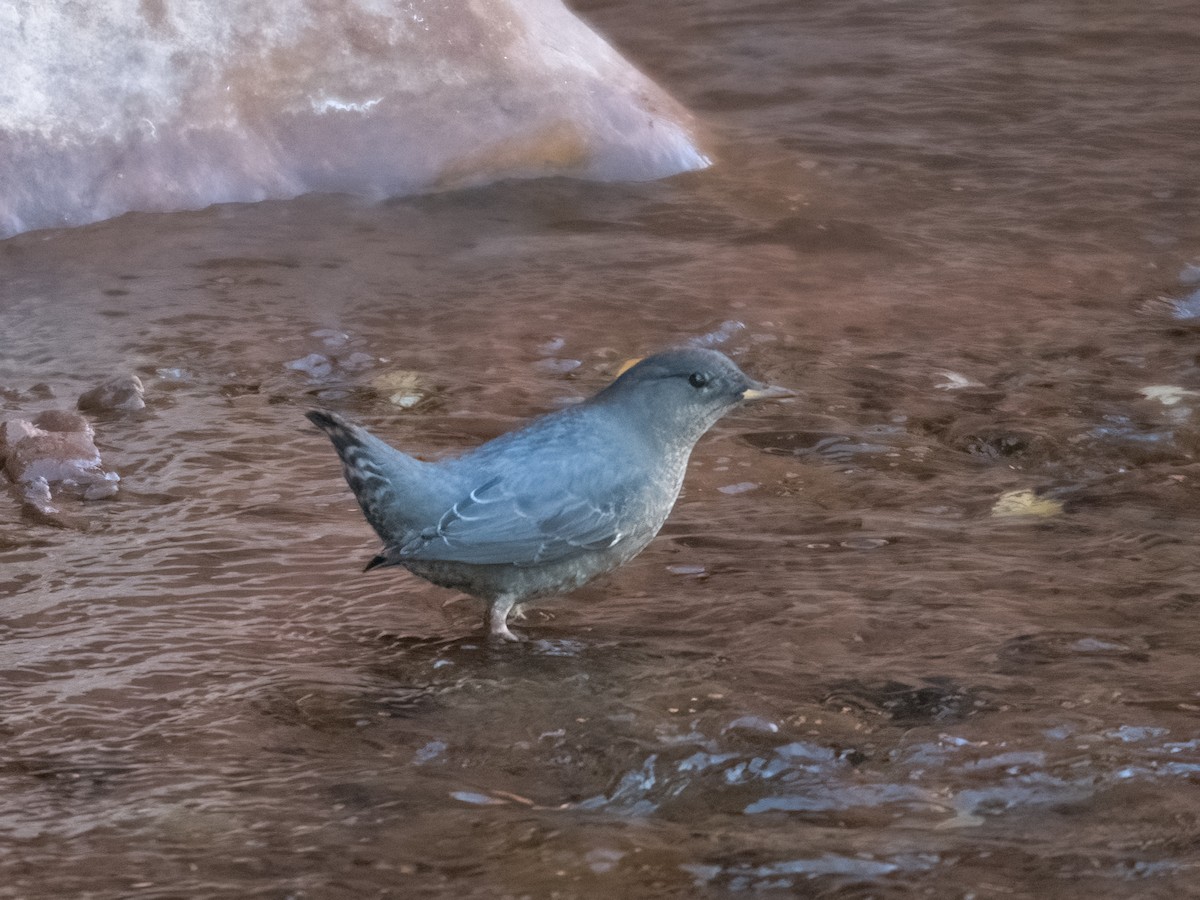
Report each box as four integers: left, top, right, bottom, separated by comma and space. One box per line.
991, 489, 1064, 519
615, 357, 642, 378
368, 370, 428, 408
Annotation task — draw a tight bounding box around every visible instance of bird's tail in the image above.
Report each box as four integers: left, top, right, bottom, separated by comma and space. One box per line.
306, 410, 425, 548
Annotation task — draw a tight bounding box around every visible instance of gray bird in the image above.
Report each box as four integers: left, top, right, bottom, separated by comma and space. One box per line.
307, 347, 793, 640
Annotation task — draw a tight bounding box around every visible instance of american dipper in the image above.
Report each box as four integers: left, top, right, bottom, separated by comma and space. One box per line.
307, 348, 792, 640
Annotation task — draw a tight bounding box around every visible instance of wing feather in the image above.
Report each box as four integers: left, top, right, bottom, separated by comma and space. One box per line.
397, 466, 636, 567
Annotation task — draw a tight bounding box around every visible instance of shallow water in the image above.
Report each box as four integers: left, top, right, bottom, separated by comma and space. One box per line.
2, 0, 1200, 897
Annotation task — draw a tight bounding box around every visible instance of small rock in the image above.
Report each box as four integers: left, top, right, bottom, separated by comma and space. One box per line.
1, 411, 120, 507
77, 374, 145, 412
33, 409, 91, 433
23, 474, 56, 504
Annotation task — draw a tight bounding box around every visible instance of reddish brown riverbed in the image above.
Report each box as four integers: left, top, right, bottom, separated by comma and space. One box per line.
2, 0, 1199, 896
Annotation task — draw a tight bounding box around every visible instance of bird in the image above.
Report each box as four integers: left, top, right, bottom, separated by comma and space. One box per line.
306, 347, 793, 641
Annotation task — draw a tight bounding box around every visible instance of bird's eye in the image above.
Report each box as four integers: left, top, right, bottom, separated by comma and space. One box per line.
688, 372, 710, 389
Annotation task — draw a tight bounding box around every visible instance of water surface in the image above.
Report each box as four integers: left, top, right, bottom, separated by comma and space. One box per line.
1, 0, 1199, 896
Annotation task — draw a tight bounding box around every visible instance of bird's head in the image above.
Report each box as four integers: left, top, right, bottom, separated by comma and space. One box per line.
593, 347, 794, 446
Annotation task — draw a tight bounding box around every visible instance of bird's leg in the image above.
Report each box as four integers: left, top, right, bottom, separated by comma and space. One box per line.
487, 594, 522, 642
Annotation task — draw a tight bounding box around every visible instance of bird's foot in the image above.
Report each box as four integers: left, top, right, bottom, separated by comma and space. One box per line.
488, 622, 524, 643
487, 595, 523, 642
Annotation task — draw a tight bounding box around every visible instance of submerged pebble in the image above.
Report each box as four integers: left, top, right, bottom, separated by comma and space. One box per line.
311, 328, 351, 348
77, 374, 145, 412
534, 357, 582, 375
692, 320, 746, 348
585, 848, 625, 874
1165, 287, 1200, 321
286, 353, 335, 381
412, 740, 447, 764
722, 715, 780, 735
718, 481, 759, 495
450, 791, 508, 807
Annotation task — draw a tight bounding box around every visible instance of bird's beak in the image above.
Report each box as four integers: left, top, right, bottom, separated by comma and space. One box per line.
741, 381, 797, 402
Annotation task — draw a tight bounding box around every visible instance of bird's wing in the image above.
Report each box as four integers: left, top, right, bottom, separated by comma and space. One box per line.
395, 464, 636, 567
